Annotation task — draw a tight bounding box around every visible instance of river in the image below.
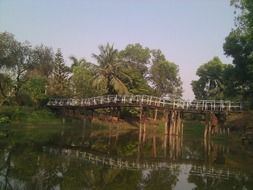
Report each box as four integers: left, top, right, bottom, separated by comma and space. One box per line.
0, 121, 252, 190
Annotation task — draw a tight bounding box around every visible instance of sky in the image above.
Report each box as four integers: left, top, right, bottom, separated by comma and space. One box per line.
0, 0, 235, 100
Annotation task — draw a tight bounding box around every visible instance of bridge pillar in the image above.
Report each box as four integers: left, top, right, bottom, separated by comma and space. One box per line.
152, 135, 157, 158
204, 112, 218, 138
169, 111, 174, 135
164, 110, 169, 135
139, 106, 147, 143
154, 108, 158, 121
164, 111, 183, 136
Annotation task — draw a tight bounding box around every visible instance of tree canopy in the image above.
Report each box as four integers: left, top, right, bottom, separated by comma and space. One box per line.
191, 57, 230, 100
223, 0, 253, 104
0, 33, 183, 106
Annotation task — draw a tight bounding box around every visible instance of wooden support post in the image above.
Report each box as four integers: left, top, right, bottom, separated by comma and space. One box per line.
139, 106, 143, 142
172, 111, 176, 135
204, 112, 213, 139
164, 134, 168, 158
62, 117, 66, 124
154, 108, 158, 121
164, 110, 169, 135
143, 121, 146, 143
204, 121, 209, 139
176, 111, 181, 136
169, 111, 173, 135
152, 135, 157, 158
181, 121, 184, 136
139, 122, 142, 143
174, 111, 177, 135
139, 106, 143, 123
117, 106, 121, 118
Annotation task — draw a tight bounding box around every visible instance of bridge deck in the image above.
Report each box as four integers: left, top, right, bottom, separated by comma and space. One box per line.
47, 95, 242, 112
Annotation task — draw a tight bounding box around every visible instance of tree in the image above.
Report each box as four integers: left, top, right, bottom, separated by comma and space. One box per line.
223, 0, 253, 104
92, 43, 130, 95
30, 44, 54, 77
191, 57, 229, 100
119, 44, 152, 94
0, 32, 17, 69
71, 59, 101, 98
69, 56, 87, 71
0, 32, 33, 104
119, 43, 150, 75
150, 50, 182, 97
21, 75, 48, 106
0, 73, 12, 102
47, 49, 70, 97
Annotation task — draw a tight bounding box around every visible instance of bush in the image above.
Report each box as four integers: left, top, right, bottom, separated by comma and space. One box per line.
0, 106, 58, 125
0, 116, 10, 125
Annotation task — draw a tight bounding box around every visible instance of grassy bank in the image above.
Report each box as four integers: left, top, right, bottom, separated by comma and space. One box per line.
0, 106, 61, 127
226, 111, 253, 132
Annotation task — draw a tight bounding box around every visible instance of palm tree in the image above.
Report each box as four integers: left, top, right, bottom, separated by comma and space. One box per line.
92, 43, 130, 95
69, 56, 87, 70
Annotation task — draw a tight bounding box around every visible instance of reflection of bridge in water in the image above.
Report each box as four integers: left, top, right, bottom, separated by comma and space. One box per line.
45, 146, 242, 180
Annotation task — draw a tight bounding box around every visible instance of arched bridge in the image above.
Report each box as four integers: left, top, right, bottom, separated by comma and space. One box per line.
47, 95, 242, 113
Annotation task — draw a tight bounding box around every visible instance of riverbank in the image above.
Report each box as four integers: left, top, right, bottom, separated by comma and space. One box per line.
0, 106, 61, 127
1, 106, 252, 138
226, 111, 253, 132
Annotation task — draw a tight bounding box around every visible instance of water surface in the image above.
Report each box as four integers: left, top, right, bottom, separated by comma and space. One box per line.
0, 122, 252, 190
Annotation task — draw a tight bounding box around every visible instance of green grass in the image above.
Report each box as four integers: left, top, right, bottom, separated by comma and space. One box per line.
0, 106, 61, 127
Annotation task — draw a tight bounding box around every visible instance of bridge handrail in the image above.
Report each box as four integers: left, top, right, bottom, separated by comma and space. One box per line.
47, 95, 242, 112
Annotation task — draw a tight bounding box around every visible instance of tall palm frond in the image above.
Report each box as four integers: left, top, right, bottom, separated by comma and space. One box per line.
92, 43, 130, 95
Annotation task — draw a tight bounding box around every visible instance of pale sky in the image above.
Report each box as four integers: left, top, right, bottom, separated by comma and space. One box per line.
0, 0, 235, 100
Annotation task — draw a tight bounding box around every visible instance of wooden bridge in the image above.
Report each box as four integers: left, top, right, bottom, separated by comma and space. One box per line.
47, 95, 242, 137
47, 95, 242, 112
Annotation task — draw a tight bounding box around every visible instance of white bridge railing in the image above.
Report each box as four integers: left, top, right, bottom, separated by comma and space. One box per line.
45, 147, 240, 179
47, 95, 242, 112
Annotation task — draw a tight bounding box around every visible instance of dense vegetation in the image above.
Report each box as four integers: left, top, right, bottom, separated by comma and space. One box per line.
0, 34, 182, 107
0, 0, 252, 111
192, 0, 253, 107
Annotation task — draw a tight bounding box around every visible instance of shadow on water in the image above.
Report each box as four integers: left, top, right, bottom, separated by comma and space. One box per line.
0, 120, 253, 190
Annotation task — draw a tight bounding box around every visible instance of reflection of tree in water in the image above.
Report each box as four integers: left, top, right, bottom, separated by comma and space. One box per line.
188, 170, 253, 190
0, 145, 65, 190
0, 146, 13, 190
1, 124, 253, 190
137, 168, 179, 190
187, 139, 253, 190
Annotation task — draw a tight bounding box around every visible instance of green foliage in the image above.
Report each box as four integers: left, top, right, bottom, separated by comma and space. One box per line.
48, 48, 70, 97
71, 62, 101, 97
0, 32, 33, 103
92, 43, 130, 95
0, 106, 59, 125
119, 43, 150, 75
192, 57, 229, 100
122, 66, 153, 95
0, 116, 10, 126
1, 31, 183, 107
0, 32, 55, 106
21, 75, 48, 106
150, 50, 182, 97
223, 0, 253, 105
30, 44, 54, 77
0, 73, 13, 103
